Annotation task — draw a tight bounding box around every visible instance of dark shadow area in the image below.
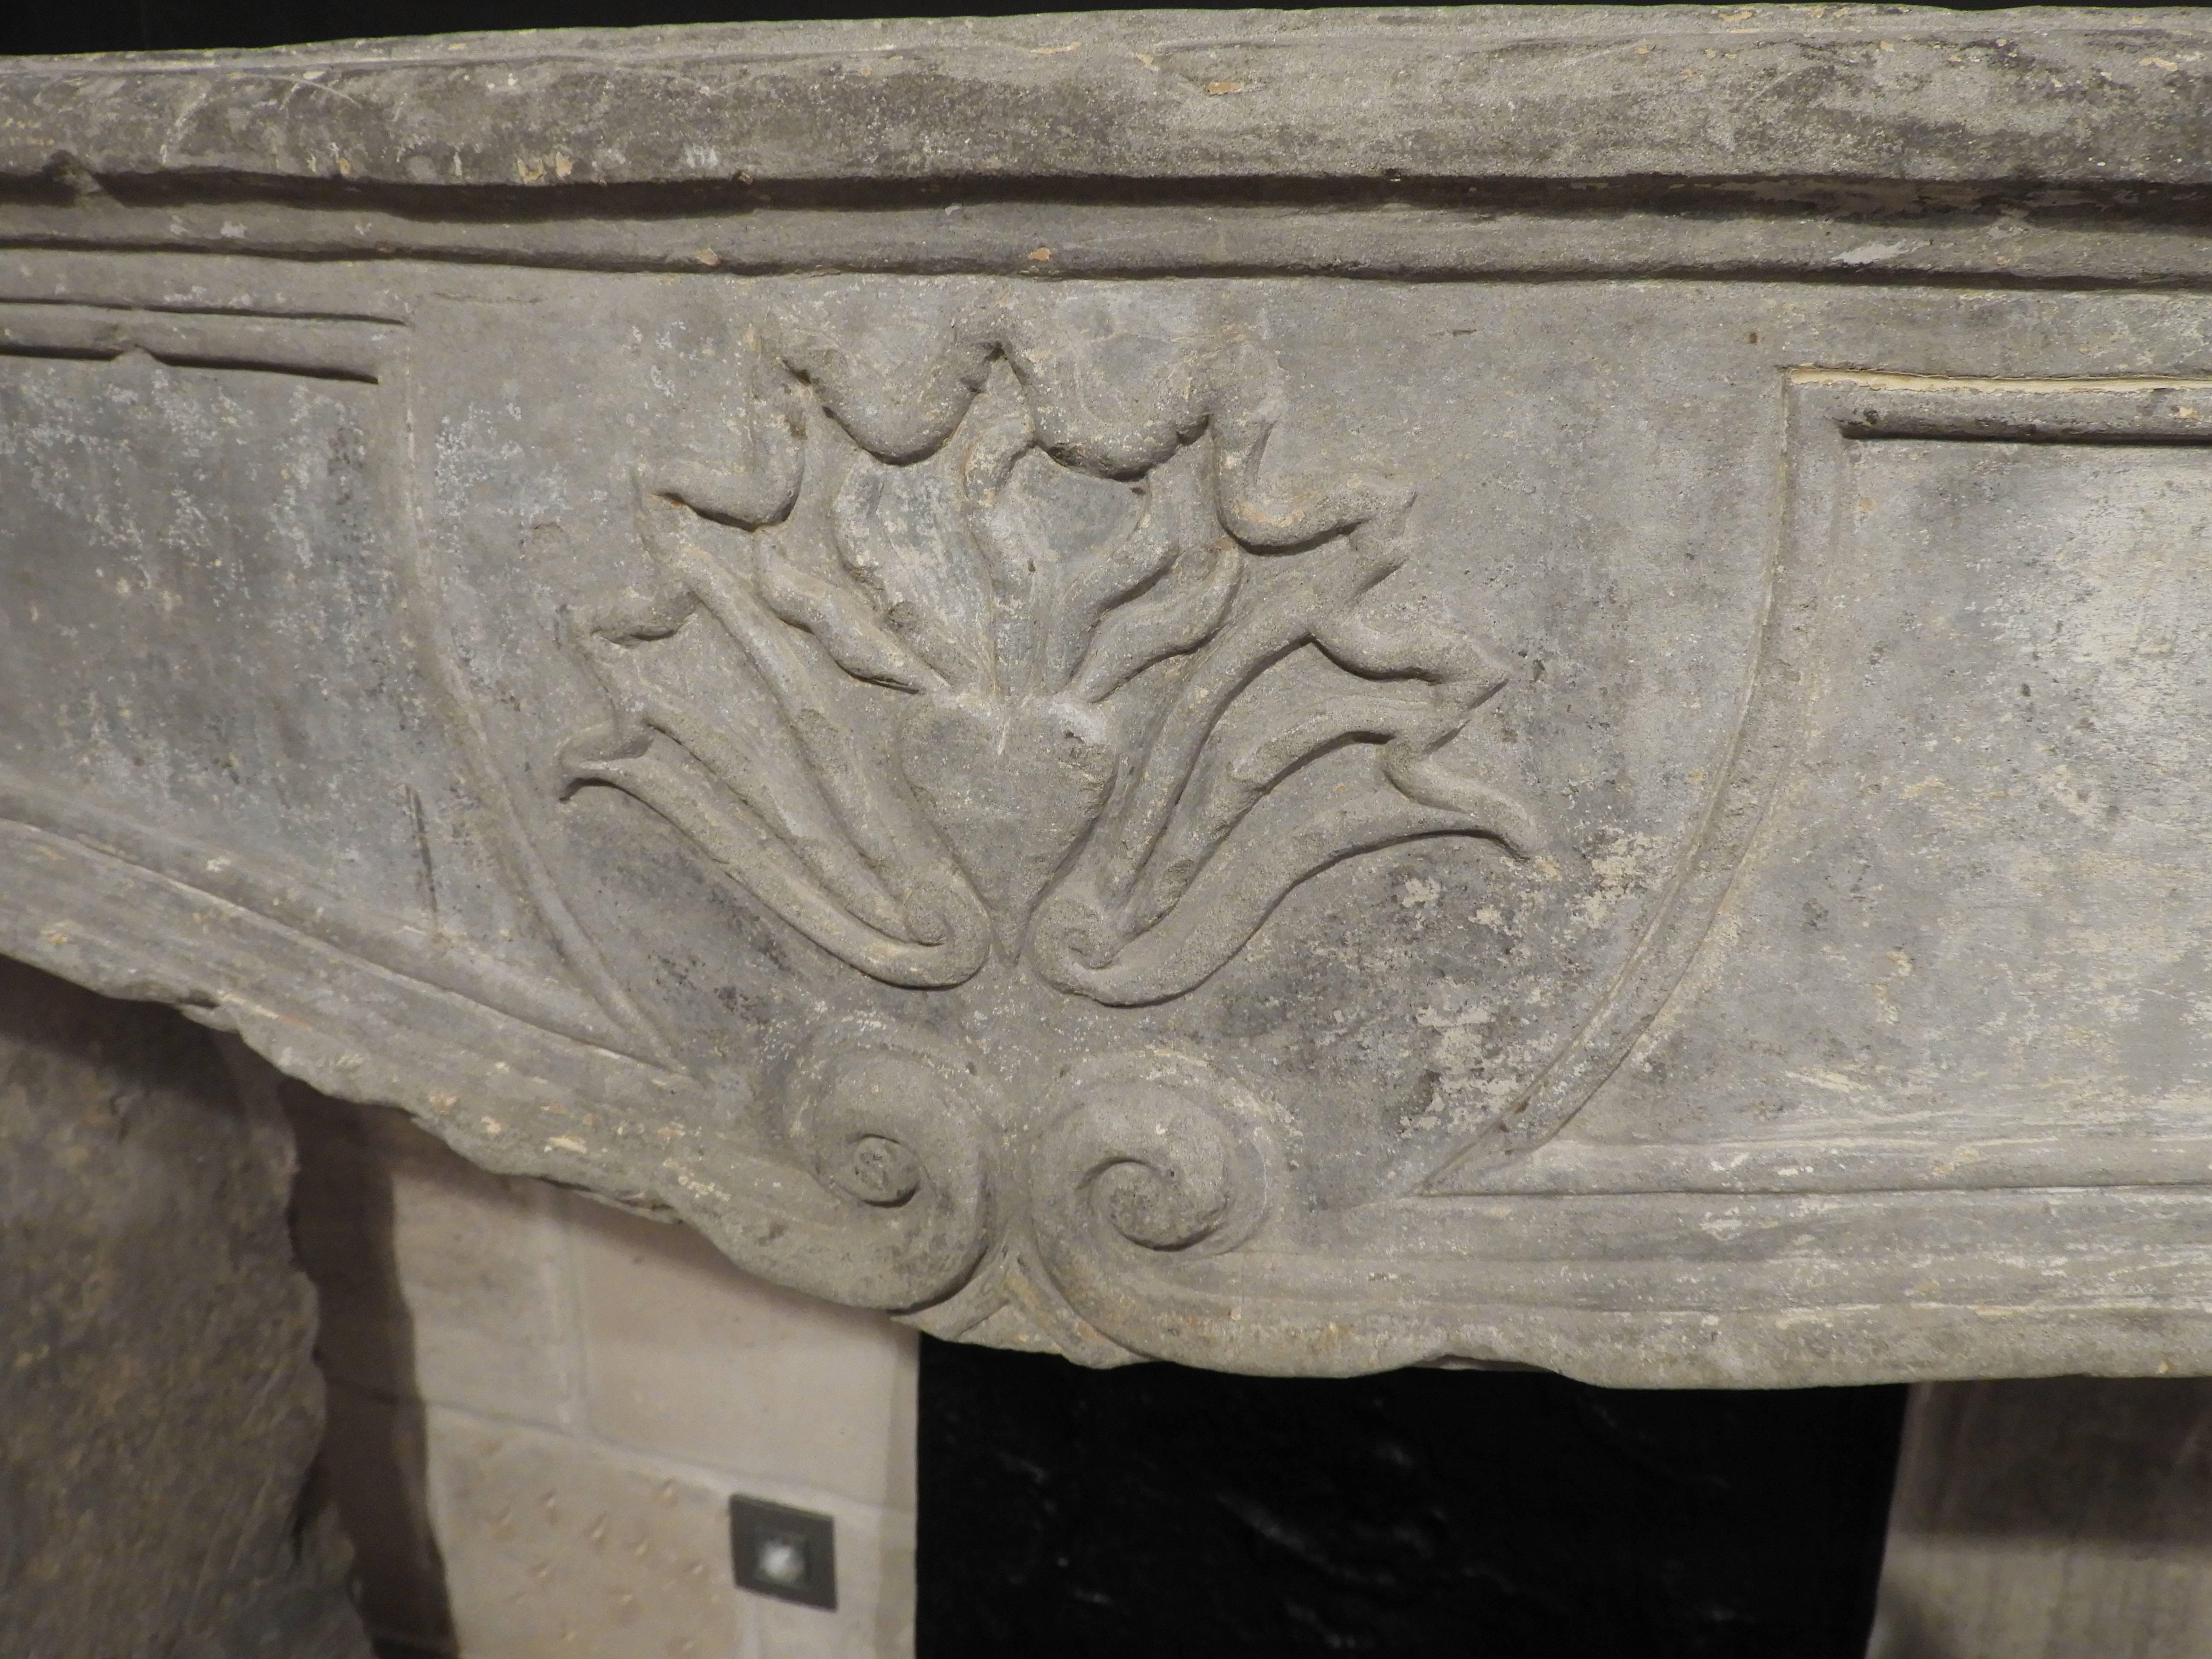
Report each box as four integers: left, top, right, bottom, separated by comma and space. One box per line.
283, 1083, 458, 1659
6, 0, 1048, 54
920, 1339, 1906, 1659
1889, 1376, 2212, 1547
0, 0, 2149, 57
0, 958, 371, 1655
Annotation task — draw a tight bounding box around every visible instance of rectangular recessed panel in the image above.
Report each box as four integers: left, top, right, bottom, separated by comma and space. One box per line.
1591, 429, 2212, 1154
0, 349, 434, 914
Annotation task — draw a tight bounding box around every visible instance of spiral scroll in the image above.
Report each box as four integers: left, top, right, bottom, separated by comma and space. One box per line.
743, 1016, 997, 1311
1027, 1054, 1281, 1357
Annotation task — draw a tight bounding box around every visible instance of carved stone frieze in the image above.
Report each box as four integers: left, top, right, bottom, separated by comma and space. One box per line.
8, 11, 2212, 1383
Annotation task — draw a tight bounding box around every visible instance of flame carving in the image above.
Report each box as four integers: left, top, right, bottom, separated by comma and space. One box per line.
561, 336, 1540, 1005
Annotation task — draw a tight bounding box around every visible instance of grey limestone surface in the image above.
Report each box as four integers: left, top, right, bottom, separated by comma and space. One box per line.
6, 8, 2212, 1383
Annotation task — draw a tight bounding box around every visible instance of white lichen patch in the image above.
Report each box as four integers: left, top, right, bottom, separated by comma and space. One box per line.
1571, 830, 1661, 932
1406, 979, 1546, 1135
1397, 876, 1441, 908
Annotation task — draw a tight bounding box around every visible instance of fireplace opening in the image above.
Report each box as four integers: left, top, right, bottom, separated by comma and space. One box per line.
920, 1340, 1905, 1658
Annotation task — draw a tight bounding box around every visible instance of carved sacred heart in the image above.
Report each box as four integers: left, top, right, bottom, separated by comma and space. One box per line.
559, 333, 1543, 1006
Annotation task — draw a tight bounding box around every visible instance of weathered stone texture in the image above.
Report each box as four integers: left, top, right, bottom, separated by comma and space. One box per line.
0, 958, 370, 1657
7, 9, 2212, 1385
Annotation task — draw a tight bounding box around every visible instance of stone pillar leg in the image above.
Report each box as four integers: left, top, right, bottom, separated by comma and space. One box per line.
1871, 1378, 2212, 1659
0, 958, 371, 1656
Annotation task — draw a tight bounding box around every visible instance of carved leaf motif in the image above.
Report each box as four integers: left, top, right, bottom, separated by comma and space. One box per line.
562, 335, 1541, 1003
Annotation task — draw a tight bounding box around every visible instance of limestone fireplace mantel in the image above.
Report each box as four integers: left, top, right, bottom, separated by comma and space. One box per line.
8, 6, 2212, 1384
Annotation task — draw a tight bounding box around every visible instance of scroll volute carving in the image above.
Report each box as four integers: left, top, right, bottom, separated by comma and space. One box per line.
1023, 1054, 1284, 1359
768, 1016, 996, 1310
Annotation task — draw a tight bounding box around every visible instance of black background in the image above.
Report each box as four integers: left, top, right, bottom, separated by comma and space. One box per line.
0, 0, 2112, 56
921, 1342, 1905, 1659
8, 0, 1045, 54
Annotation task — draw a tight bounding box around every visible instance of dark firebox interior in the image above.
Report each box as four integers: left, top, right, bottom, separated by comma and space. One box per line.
921, 1340, 1904, 1658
